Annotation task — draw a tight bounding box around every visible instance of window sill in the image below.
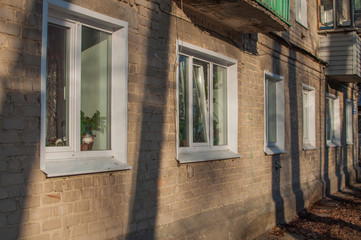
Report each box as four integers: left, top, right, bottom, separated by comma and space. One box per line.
303, 144, 316, 151
43, 157, 131, 177
347, 142, 353, 145
177, 150, 241, 164
264, 146, 286, 155
326, 142, 341, 148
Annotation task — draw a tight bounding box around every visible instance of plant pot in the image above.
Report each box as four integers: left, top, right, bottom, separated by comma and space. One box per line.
81, 134, 95, 151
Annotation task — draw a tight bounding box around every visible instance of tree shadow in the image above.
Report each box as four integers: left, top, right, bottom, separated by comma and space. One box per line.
0, 1, 43, 239
272, 154, 286, 225
125, 1, 172, 239
288, 48, 304, 214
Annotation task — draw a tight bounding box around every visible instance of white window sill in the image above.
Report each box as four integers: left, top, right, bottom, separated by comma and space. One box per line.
43, 157, 131, 177
347, 141, 353, 145
303, 144, 316, 151
177, 150, 241, 164
326, 142, 341, 148
264, 146, 286, 155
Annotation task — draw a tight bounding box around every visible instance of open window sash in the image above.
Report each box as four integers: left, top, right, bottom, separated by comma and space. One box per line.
192, 63, 210, 146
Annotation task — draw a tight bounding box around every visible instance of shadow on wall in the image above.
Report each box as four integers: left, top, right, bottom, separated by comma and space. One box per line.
0, 1, 43, 239
288, 48, 305, 214
341, 87, 350, 190
125, 1, 172, 239
270, 44, 305, 226
174, 1, 259, 55
270, 42, 286, 225
324, 80, 351, 196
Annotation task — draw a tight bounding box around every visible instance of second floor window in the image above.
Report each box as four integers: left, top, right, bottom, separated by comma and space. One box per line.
319, 0, 352, 29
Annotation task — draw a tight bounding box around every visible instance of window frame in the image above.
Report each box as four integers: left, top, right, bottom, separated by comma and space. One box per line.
318, 0, 353, 29
302, 84, 316, 150
325, 93, 341, 147
295, 0, 308, 28
40, 0, 130, 177
176, 41, 240, 163
264, 71, 285, 155
346, 99, 353, 144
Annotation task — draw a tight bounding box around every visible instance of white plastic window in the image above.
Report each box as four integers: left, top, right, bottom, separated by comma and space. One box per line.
40, 0, 129, 177
264, 71, 285, 155
346, 100, 353, 144
302, 84, 316, 149
177, 41, 240, 163
326, 94, 341, 147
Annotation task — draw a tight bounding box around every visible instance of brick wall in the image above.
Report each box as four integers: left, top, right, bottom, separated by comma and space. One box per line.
0, 0, 358, 239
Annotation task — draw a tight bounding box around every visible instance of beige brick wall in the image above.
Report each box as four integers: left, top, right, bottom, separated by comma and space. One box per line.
0, 0, 358, 239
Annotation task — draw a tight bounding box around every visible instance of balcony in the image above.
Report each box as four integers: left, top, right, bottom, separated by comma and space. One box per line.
319, 31, 361, 83
176, 0, 290, 33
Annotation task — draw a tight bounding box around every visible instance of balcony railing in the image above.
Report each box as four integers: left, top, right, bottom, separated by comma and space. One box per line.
256, 0, 290, 23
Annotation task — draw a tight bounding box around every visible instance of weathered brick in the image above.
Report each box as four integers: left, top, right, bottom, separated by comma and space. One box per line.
8, 36, 23, 50
0, 199, 17, 213
0, 20, 21, 36
21, 130, 39, 143
63, 190, 80, 202
22, 27, 41, 41
70, 223, 88, 237
0, 131, 20, 143
3, 118, 26, 129
74, 200, 90, 213
1, 144, 26, 157
42, 218, 61, 231
80, 211, 98, 223
23, 104, 40, 117
22, 196, 40, 209
19, 223, 41, 237
0, 7, 14, 20
52, 204, 72, 217
0, 49, 20, 62
1, 0, 22, 8
63, 214, 81, 227
31, 207, 52, 220
0, 173, 24, 185
29, 233, 51, 240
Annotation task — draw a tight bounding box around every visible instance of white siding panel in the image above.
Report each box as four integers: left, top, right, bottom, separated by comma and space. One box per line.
319, 31, 361, 79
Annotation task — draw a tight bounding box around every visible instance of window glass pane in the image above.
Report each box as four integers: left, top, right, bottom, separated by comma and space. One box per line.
356, 0, 361, 10
192, 60, 209, 143
330, 99, 335, 140
46, 24, 69, 147
303, 92, 309, 140
336, 0, 351, 26
213, 65, 227, 146
81, 26, 111, 151
319, 0, 334, 28
347, 102, 352, 141
267, 80, 277, 144
295, 0, 302, 23
178, 55, 189, 147
326, 98, 331, 141
355, 0, 361, 27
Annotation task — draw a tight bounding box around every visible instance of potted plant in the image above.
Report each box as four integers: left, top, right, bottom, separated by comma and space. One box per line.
81, 110, 106, 151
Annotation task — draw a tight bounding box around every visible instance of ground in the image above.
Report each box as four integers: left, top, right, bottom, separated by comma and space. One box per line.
256, 182, 361, 240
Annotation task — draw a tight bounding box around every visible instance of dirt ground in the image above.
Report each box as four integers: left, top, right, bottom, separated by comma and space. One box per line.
256, 182, 361, 240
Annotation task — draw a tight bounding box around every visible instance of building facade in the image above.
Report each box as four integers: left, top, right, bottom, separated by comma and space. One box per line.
0, 0, 359, 239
